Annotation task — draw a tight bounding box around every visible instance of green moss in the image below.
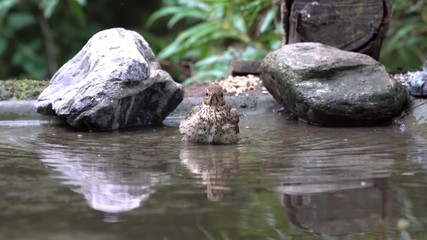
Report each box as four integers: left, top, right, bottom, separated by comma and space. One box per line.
0, 79, 49, 101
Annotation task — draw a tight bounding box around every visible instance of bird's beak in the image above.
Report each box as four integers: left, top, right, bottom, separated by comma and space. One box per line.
208, 95, 214, 105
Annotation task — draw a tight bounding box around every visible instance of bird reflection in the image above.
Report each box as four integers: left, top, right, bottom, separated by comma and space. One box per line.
179, 143, 239, 201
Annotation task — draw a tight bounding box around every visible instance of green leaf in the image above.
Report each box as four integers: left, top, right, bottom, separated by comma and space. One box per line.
167, 8, 207, 27
12, 41, 47, 79
258, 6, 277, 34
232, 14, 247, 34
0, 38, 7, 55
42, 0, 59, 18
157, 41, 181, 59
0, 0, 19, 22
203, 0, 229, 3
181, 23, 222, 45
7, 12, 36, 32
158, 22, 226, 58
184, 69, 225, 85
68, 0, 86, 26
146, 6, 183, 27
75, 0, 86, 5
195, 53, 233, 68
245, 5, 261, 29
0, 0, 18, 9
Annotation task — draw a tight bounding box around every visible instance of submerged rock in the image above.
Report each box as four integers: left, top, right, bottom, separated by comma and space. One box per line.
403, 99, 427, 135
36, 28, 183, 130
261, 42, 408, 126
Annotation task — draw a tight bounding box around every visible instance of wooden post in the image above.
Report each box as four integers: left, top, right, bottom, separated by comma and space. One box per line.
281, 0, 392, 60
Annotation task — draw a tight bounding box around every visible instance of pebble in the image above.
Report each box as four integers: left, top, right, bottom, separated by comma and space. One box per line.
392, 71, 421, 89
397, 218, 410, 230
217, 75, 267, 96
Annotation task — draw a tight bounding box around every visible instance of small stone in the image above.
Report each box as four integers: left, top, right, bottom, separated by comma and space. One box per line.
217, 74, 263, 96
397, 218, 410, 230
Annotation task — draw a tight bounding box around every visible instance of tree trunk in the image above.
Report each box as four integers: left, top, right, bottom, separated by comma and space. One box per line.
281, 0, 392, 60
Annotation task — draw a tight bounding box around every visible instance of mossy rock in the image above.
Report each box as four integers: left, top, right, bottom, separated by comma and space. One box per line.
0, 80, 49, 100
261, 43, 408, 126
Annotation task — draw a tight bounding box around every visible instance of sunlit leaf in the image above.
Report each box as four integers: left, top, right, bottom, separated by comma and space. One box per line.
203, 0, 229, 3
75, 0, 86, 5
167, 8, 207, 27
157, 41, 181, 59
195, 53, 233, 67
181, 23, 224, 46
258, 6, 277, 34
42, 0, 59, 18
146, 6, 183, 27
159, 21, 227, 57
245, 5, 261, 29
232, 14, 247, 34
0, 0, 19, 22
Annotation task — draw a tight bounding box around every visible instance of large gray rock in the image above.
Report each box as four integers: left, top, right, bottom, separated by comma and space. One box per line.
261, 43, 408, 126
36, 28, 183, 130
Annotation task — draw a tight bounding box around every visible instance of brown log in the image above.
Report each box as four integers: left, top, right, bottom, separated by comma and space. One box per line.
230, 61, 261, 76
281, 0, 392, 60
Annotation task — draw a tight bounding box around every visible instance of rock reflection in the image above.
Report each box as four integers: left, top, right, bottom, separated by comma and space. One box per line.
279, 179, 391, 235
37, 128, 178, 221
179, 144, 239, 201
406, 135, 427, 165
270, 143, 395, 235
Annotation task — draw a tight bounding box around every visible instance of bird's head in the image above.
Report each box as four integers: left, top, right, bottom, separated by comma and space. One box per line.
204, 85, 226, 107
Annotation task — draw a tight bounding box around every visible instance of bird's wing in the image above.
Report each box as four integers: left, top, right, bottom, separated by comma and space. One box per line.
230, 108, 240, 134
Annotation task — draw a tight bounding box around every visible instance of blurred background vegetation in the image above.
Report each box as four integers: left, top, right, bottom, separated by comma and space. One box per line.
0, 0, 426, 84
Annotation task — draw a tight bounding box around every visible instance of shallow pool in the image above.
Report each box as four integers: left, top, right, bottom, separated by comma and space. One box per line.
0, 113, 426, 239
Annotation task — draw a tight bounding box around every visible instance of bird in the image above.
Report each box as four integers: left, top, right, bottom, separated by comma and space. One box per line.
179, 85, 240, 144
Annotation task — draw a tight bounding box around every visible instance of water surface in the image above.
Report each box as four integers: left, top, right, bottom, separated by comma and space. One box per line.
1, 114, 426, 239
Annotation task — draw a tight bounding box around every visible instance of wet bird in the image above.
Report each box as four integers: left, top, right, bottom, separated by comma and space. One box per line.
179, 85, 240, 144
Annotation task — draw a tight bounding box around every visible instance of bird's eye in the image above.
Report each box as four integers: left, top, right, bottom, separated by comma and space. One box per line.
206, 92, 209, 96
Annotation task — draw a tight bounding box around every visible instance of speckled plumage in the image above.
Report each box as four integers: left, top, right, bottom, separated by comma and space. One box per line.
180, 85, 240, 144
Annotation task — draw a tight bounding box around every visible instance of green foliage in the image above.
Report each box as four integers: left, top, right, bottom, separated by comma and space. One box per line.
148, 0, 282, 84
0, 0, 426, 83
381, 0, 427, 71
0, 0, 162, 81
0, 0, 87, 80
